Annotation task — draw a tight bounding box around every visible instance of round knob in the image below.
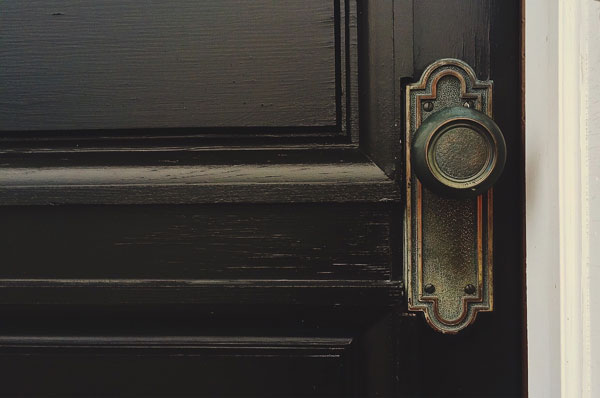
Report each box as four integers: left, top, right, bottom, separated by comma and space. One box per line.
411, 106, 506, 198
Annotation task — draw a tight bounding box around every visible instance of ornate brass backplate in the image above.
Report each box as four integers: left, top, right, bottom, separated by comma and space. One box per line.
405, 59, 498, 334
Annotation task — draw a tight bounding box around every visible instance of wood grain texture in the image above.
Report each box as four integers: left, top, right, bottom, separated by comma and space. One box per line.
413, 0, 491, 79
359, 0, 405, 179
0, 0, 338, 131
0, 162, 400, 205
0, 2, 525, 396
0, 280, 403, 307
0, 336, 355, 397
0, 335, 354, 349
1, 164, 394, 186
342, 0, 360, 142
394, 0, 415, 82
0, 182, 400, 205
1, 204, 396, 280
401, 1, 524, 397
0, 148, 400, 205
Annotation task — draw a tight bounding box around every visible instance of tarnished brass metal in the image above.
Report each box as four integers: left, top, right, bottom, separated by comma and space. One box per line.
405, 59, 504, 334
412, 106, 505, 198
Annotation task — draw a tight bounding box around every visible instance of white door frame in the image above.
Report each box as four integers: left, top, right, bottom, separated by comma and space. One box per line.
526, 0, 598, 396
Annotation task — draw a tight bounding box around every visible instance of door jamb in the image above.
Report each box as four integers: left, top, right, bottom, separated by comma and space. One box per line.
526, 0, 597, 396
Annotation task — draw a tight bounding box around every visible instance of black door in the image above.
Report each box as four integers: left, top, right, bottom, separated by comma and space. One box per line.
0, 1, 523, 396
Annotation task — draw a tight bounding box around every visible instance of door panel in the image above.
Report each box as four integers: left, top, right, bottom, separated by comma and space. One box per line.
0, 0, 523, 396
1, 0, 342, 131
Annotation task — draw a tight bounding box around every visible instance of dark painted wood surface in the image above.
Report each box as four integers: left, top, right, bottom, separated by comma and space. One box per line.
0, 155, 400, 205
398, 1, 524, 397
1, 204, 395, 280
0, 0, 523, 396
359, 0, 400, 179
1, 0, 340, 131
0, 336, 355, 396
413, 0, 491, 79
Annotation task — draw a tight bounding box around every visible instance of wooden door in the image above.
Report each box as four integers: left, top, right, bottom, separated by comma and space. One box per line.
0, 1, 523, 396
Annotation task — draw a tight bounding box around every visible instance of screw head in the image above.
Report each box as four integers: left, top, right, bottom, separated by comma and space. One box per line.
423, 101, 434, 112
424, 284, 436, 294
464, 284, 476, 295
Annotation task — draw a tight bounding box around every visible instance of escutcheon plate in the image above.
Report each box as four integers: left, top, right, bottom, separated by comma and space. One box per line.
405, 59, 494, 334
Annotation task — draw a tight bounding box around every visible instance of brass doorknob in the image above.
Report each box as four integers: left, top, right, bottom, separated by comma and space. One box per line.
411, 106, 506, 198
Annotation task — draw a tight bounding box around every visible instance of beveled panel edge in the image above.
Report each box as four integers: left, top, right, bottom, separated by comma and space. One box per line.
0, 0, 358, 146
0, 335, 354, 349
0, 147, 401, 205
